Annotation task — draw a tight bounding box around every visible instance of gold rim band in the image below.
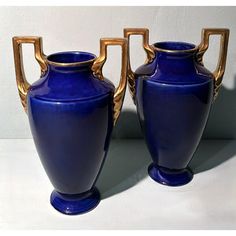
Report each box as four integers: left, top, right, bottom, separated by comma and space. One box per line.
124, 28, 155, 103
153, 43, 198, 54
12, 36, 47, 113
46, 52, 96, 67
196, 28, 230, 100
91, 38, 128, 125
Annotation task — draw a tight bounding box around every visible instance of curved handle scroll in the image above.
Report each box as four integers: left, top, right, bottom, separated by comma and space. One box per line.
12, 36, 47, 112
196, 28, 230, 100
91, 38, 128, 125
124, 28, 155, 103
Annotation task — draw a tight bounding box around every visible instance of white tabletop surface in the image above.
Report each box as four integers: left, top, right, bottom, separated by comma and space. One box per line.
0, 139, 236, 230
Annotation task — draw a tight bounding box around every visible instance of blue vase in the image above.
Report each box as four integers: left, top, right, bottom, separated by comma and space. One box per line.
124, 28, 229, 186
13, 37, 128, 214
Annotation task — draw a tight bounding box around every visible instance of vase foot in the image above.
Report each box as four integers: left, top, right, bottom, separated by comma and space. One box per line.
50, 187, 100, 215
148, 163, 193, 187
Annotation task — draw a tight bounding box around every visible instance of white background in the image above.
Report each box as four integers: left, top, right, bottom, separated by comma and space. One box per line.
0, 6, 235, 138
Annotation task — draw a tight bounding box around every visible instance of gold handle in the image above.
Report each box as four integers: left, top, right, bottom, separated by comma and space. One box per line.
197, 28, 230, 100
12, 36, 47, 112
91, 38, 128, 125
124, 28, 155, 103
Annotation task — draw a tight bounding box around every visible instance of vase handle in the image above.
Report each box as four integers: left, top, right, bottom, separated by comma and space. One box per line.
124, 28, 155, 103
196, 28, 230, 100
12, 36, 47, 113
92, 38, 128, 125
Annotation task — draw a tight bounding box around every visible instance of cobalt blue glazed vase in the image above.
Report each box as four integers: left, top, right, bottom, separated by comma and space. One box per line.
124, 28, 229, 186
13, 36, 128, 214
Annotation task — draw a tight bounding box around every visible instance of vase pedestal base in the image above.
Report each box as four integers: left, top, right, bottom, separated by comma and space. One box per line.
148, 163, 193, 187
50, 187, 100, 215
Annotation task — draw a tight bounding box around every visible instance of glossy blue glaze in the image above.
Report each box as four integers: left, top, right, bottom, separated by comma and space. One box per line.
148, 163, 193, 186
27, 51, 115, 214
134, 42, 214, 186
30, 52, 114, 101
50, 187, 100, 215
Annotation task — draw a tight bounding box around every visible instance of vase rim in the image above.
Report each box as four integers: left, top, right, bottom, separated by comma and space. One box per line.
46, 51, 97, 67
153, 41, 198, 54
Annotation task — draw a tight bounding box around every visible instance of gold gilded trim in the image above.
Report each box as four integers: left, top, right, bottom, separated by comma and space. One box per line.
124, 28, 155, 103
196, 28, 230, 100
12, 36, 48, 113
92, 38, 128, 125
153, 43, 198, 54
46, 52, 96, 67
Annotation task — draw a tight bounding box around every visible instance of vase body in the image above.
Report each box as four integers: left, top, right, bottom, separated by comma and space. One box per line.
124, 28, 229, 186
27, 52, 115, 213
13, 36, 128, 214
134, 42, 214, 186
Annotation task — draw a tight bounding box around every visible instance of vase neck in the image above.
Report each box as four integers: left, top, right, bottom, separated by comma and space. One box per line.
155, 52, 197, 73
46, 51, 96, 74
153, 41, 198, 74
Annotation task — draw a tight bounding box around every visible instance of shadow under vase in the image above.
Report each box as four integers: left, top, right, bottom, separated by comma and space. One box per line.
96, 139, 150, 199
97, 138, 236, 200
190, 139, 236, 174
